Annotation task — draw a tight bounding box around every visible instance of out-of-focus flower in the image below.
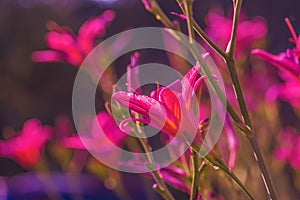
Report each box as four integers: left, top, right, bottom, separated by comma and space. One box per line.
113, 63, 206, 143
205, 7, 267, 59
225, 68, 276, 111
0, 119, 52, 169
160, 166, 189, 193
252, 49, 300, 78
61, 111, 128, 153
32, 10, 115, 67
252, 18, 300, 109
274, 128, 300, 169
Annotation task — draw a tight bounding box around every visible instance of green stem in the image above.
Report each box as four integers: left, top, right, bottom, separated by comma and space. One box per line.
183, 0, 194, 42
176, 0, 226, 58
205, 156, 254, 200
147, 0, 179, 31
189, 151, 200, 200
226, 0, 243, 58
135, 129, 175, 200
223, 0, 277, 199
190, 143, 253, 199
225, 57, 252, 127
191, 19, 227, 58
249, 136, 277, 200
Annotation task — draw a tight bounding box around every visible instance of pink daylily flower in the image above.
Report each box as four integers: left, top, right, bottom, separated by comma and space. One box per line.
0, 119, 52, 169
252, 18, 300, 109
32, 10, 115, 67
113, 63, 205, 143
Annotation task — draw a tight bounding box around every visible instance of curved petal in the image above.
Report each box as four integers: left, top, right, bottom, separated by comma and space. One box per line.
252, 49, 300, 79
31, 50, 64, 63
46, 32, 83, 66
78, 10, 115, 54
112, 91, 164, 119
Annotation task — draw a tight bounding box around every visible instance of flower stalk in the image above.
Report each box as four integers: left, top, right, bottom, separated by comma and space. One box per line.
133, 127, 175, 200
189, 151, 199, 200
224, 0, 277, 199
204, 155, 254, 200
178, 0, 277, 198
142, 0, 277, 199
190, 144, 254, 199
183, 0, 195, 43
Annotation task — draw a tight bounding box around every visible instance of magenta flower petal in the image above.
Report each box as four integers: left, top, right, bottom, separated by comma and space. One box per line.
31, 50, 64, 63
77, 10, 115, 54
181, 63, 201, 102
45, 31, 83, 66
61, 111, 128, 154
93, 111, 127, 146
0, 119, 52, 169
61, 136, 86, 149
159, 88, 181, 122
274, 129, 300, 170
158, 88, 182, 136
252, 49, 300, 79
159, 173, 189, 193
112, 91, 163, 119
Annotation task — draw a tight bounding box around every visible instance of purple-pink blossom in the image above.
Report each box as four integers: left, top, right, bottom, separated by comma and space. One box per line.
113, 63, 206, 143
61, 111, 128, 153
32, 10, 115, 67
252, 18, 300, 109
274, 128, 300, 169
0, 119, 52, 168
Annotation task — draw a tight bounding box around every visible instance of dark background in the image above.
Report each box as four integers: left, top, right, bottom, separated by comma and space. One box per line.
1, 0, 300, 128
0, 0, 300, 199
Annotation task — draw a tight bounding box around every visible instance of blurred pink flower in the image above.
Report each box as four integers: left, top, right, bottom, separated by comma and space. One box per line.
113, 63, 206, 143
32, 10, 115, 67
252, 18, 300, 109
0, 119, 52, 169
61, 111, 127, 153
205, 7, 267, 59
160, 166, 189, 193
225, 69, 276, 111
274, 128, 300, 169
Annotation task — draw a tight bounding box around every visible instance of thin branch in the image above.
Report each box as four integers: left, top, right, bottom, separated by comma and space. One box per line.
224, 0, 277, 199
